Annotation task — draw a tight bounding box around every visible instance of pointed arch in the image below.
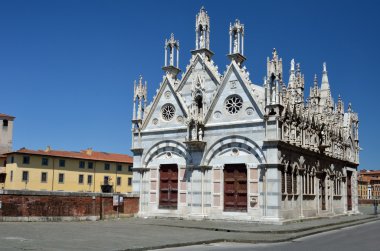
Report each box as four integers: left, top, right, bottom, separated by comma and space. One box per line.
143, 140, 192, 167
202, 135, 266, 166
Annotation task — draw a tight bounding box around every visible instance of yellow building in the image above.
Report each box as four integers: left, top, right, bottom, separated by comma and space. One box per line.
1, 147, 133, 193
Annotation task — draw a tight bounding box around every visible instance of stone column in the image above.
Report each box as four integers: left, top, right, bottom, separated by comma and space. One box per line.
164, 46, 167, 66
178, 165, 187, 214
212, 165, 223, 211
241, 33, 244, 55
229, 32, 232, 54
177, 48, 179, 68
196, 30, 199, 49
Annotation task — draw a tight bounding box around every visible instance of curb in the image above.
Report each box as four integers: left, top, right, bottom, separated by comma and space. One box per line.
141, 215, 377, 234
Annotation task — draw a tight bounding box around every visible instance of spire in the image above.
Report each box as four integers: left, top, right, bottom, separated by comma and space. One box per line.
266, 48, 283, 79
195, 6, 210, 50
347, 102, 352, 113
321, 62, 329, 90
320, 62, 333, 107
295, 63, 304, 89
309, 74, 320, 113
265, 48, 283, 106
288, 59, 296, 89
324, 89, 334, 113
133, 75, 147, 121
337, 95, 344, 114
192, 7, 213, 59
163, 33, 181, 79
228, 19, 246, 64
314, 74, 318, 87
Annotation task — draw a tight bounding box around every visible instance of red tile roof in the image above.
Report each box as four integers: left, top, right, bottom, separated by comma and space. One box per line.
0, 113, 15, 119
6, 148, 132, 163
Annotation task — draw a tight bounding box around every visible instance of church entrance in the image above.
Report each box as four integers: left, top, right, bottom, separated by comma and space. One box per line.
347, 171, 352, 211
224, 164, 247, 212
159, 164, 178, 209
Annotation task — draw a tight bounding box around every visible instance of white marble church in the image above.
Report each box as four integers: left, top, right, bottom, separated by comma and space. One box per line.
131, 7, 360, 222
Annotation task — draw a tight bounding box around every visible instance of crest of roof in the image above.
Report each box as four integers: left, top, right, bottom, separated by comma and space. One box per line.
5, 147, 132, 163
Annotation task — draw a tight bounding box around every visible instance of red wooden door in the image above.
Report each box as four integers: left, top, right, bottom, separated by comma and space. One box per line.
224, 164, 247, 212
347, 171, 352, 211
159, 164, 178, 209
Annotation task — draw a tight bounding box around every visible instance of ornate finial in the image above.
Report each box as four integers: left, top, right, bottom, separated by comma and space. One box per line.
133, 75, 148, 121
290, 59, 295, 71
228, 18, 245, 61
323, 62, 327, 72
196, 6, 210, 50
164, 33, 180, 72
266, 48, 282, 81
314, 74, 318, 84
272, 48, 277, 59
296, 63, 301, 73
348, 102, 352, 112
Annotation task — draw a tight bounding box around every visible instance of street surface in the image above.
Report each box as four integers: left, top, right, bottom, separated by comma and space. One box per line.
158, 221, 380, 251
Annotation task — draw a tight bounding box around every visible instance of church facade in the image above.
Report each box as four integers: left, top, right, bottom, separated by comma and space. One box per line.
131, 7, 360, 222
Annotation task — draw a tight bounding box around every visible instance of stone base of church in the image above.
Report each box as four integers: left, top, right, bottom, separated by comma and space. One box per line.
136, 208, 359, 224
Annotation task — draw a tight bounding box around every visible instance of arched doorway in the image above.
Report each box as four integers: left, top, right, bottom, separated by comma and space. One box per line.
224, 164, 247, 212
159, 164, 178, 209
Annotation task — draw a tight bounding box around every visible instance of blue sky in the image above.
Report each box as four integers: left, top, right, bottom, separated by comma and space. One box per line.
0, 0, 378, 169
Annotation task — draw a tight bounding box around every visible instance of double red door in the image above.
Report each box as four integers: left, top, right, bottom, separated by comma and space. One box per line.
224, 164, 247, 212
159, 164, 178, 209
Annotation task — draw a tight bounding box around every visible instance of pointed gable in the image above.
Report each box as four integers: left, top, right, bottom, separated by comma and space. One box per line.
205, 61, 264, 124
142, 76, 188, 130
176, 54, 221, 111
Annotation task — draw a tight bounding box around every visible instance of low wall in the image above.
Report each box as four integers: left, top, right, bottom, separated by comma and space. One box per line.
0, 189, 139, 222
359, 199, 379, 205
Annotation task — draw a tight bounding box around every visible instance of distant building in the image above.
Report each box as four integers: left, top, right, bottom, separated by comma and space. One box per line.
132, 7, 360, 222
0, 113, 15, 184
0, 113, 15, 166
358, 170, 380, 200
1, 147, 133, 193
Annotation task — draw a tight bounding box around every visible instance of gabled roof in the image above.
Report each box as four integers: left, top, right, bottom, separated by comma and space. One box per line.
176, 53, 221, 92
204, 60, 264, 123
142, 75, 188, 130
5, 148, 132, 163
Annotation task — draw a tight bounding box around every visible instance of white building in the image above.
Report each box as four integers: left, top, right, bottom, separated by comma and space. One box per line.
131, 7, 359, 222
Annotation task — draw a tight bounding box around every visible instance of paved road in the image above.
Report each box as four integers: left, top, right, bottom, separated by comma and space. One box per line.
0, 210, 377, 251
158, 221, 380, 251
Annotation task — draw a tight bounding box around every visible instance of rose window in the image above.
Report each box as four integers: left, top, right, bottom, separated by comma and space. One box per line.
225, 95, 243, 114
161, 104, 175, 121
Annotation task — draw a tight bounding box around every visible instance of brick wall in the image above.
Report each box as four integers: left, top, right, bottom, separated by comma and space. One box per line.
0, 190, 139, 221
359, 199, 379, 205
